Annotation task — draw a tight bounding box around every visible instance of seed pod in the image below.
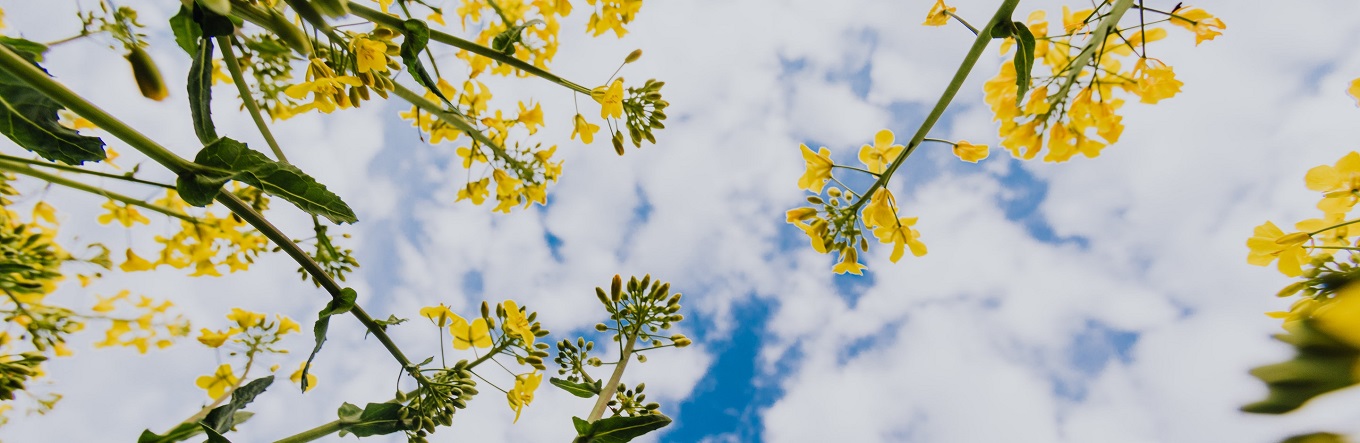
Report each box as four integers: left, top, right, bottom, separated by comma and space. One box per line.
126, 46, 167, 101
624, 49, 643, 63
612, 131, 625, 156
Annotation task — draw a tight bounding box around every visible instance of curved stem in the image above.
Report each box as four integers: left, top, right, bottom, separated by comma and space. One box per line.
0, 159, 194, 222
0, 153, 174, 189
217, 36, 290, 163
347, 3, 592, 95
944, 11, 980, 36
273, 420, 343, 443
1308, 219, 1360, 236
587, 336, 635, 422
848, 0, 1020, 214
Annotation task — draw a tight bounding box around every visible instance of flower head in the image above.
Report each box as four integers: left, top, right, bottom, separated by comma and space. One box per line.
196, 364, 239, 399
797, 144, 834, 192
506, 371, 543, 423
420, 304, 456, 327
450, 314, 492, 350
923, 0, 955, 26
593, 78, 625, 119
502, 300, 534, 346
1245, 221, 1311, 277
572, 114, 600, 144
290, 362, 318, 392
952, 140, 989, 163
858, 129, 903, 173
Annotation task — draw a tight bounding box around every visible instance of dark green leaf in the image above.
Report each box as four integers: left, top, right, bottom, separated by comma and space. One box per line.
137, 423, 202, 443
337, 402, 363, 423
170, 6, 201, 55
551, 377, 599, 399
192, 2, 236, 37
176, 137, 358, 224
1242, 320, 1360, 414
490, 19, 543, 55
201, 376, 274, 434
0, 39, 106, 165
1012, 22, 1036, 101
399, 19, 450, 105
338, 402, 406, 437
989, 20, 1013, 39
584, 414, 671, 443
301, 287, 358, 392
199, 424, 231, 443
572, 416, 592, 436
188, 35, 217, 145
366, 315, 407, 338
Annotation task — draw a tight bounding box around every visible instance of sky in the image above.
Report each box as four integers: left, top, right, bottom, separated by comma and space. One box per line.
5, 1, 1360, 442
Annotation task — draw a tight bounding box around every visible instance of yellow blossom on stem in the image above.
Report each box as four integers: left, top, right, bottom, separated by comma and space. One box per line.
922, 0, 955, 27
92, 290, 130, 313
290, 361, 318, 392
450, 314, 492, 350
832, 247, 867, 275
277, 315, 300, 335
1169, 6, 1226, 45
284, 58, 363, 114
196, 327, 237, 348
351, 35, 390, 74
420, 304, 456, 327
1348, 78, 1360, 107
196, 364, 238, 399
593, 78, 625, 119
1245, 221, 1311, 277
226, 307, 265, 329
457, 178, 491, 205
502, 300, 534, 345
1304, 151, 1360, 215
1131, 58, 1182, 104
861, 188, 896, 229
120, 248, 155, 272
517, 101, 544, 134
952, 140, 989, 163
858, 129, 903, 174
873, 217, 928, 263
797, 144, 834, 192
97, 200, 150, 227
506, 371, 542, 423
572, 114, 600, 144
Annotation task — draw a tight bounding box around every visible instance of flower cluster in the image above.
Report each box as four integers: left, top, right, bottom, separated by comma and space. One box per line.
454, 0, 573, 75
974, 3, 1224, 162
193, 307, 306, 399
90, 290, 191, 354
787, 130, 930, 274
417, 299, 551, 424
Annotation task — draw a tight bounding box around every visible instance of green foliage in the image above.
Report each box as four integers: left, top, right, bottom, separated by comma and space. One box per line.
201, 376, 274, 434
0, 38, 106, 165
399, 19, 449, 105
337, 402, 406, 437
176, 137, 358, 224
572, 414, 672, 443
188, 34, 218, 145
301, 287, 357, 392
137, 423, 201, 443
1242, 320, 1360, 414
491, 20, 544, 55
199, 424, 232, 443
1010, 22, 1035, 99
169, 6, 200, 55
550, 377, 600, 398
1280, 433, 1351, 443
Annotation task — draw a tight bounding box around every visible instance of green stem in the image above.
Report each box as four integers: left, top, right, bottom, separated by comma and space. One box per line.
273, 420, 343, 443
1308, 219, 1360, 236
0, 43, 422, 381
388, 82, 522, 170
0, 45, 204, 175
347, 3, 591, 94
1049, 0, 1135, 109
944, 11, 980, 36
848, 0, 1019, 214
1311, 246, 1360, 251
587, 335, 635, 422
0, 159, 194, 222
218, 36, 290, 163
0, 153, 173, 189
830, 165, 879, 177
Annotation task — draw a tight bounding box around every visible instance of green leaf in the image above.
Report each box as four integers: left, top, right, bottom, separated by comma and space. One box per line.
199, 424, 231, 443
169, 6, 201, 55
201, 376, 274, 434
338, 402, 406, 437
301, 287, 358, 392
337, 402, 364, 423
188, 35, 217, 145
0, 39, 106, 165
176, 137, 359, 224
1242, 320, 1360, 414
989, 20, 1014, 40
1011, 22, 1036, 101
581, 414, 671, 443
551, 377, 599, 399
491, 19, 544, 55
194, 0, 233, 25
137, 423, 202, 443
399, 19, 451, 105
572, 416, 592, 436
1280, 433, 1348, 443
366, 314, 407, 338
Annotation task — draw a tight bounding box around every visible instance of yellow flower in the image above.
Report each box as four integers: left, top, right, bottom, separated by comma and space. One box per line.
952, 140, 989, 163
210, 59, 233, 85
832, 248, 866, 275
1304, 152, 1360, 215
592, 78, 625, 119
351, 36, 390, 74
457, 178, 491, 205
1349, 78, 1360, 107
1245, 221, 1311, 278
922, 0, 955, 26
1061, 6, 1094, 34
797, 144, 834, 192
284, 58, 363, 114
450, 315, 492, 350
97, 200, 150, 227
196, 364, 239, 399
456, 146, 488, 168
506, 371, 542, 423
196, 328, 237, 348
1267, 297, 1323, 329
277, 315, 301, 335
226, 307, 266, 329
873, 217, 928, 263
92, 290, 130, 313
517, 101, 544, 134
861, 188, 896, 229
420, 304, 456, 327
427, 12, 446, 26
502, 300, 534, 346
1313, 283, 1360, 349
290, 362, 318, 392
1169, 6, 1226, 45
858, 129, 903, 174
794, 218, 829, 254
120, 248, 155, 272
1130, 58, 1182, 104
572, 114, 600, 144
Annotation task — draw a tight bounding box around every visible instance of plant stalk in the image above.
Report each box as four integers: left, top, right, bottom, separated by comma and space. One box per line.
586, 337, 635, 422
0, 159, 194, 222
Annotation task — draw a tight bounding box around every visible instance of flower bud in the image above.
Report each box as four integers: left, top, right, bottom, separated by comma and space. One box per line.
126, 46, 167, 101
624, 49, 643, 63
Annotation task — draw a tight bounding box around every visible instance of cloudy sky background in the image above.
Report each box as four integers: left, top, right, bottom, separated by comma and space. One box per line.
5, 0, 1360, 442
